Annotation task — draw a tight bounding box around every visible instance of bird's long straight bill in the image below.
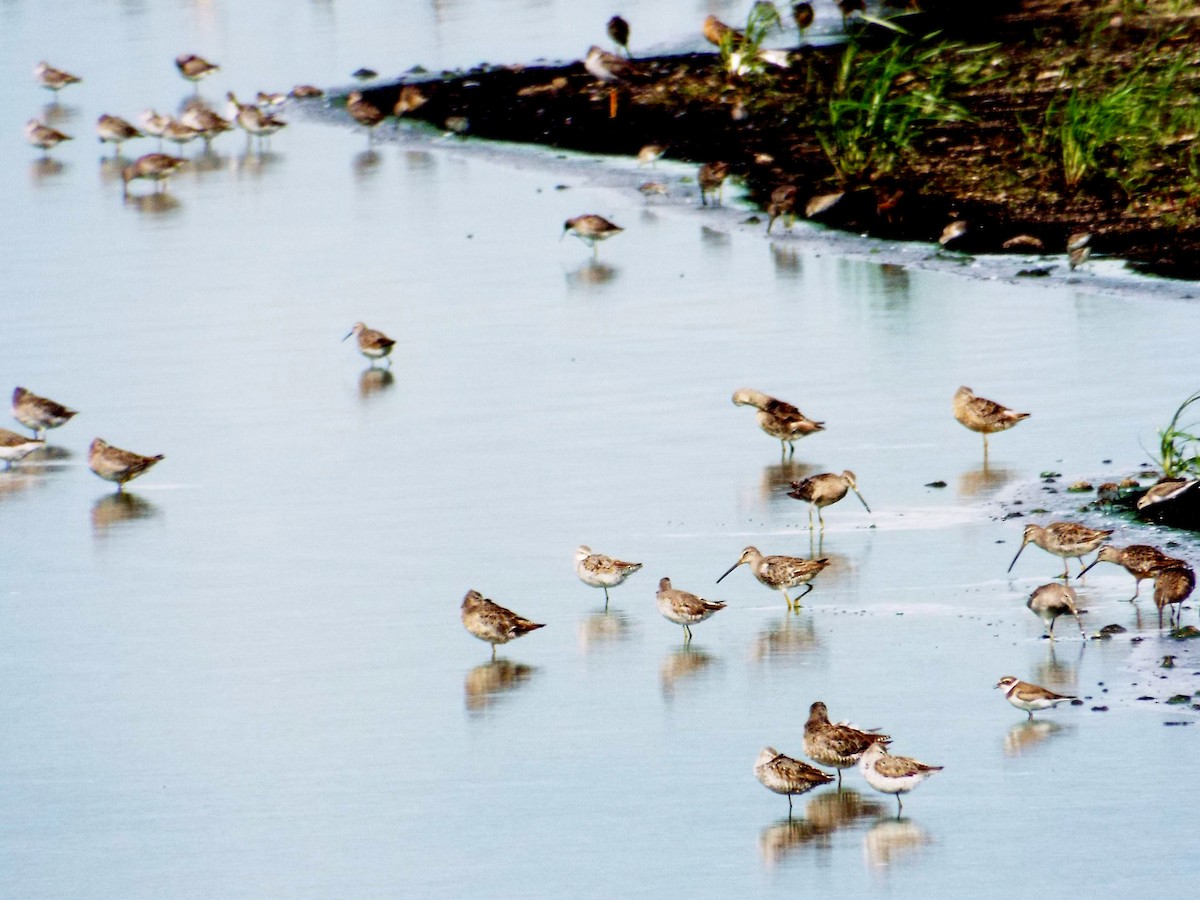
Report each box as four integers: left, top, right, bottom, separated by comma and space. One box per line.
853, 489, 872, 513
1007, 543, 1026, 573
716, 561, 740, 584
341, 331, 353, 341
1076, 559, 1098, 578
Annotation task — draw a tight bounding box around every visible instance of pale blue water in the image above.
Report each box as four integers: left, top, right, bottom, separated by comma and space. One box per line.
1, 2, 1198, 898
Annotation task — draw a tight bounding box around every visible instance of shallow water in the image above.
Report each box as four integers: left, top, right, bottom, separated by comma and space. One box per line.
2, 2, 1199, 898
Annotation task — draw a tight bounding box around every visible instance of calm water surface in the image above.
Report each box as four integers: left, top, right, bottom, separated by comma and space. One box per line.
2, 2, 1198, 898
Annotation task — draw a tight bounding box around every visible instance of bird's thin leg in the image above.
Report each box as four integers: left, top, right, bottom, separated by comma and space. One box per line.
787, 795, 793, 815
1027, 709, 1033, 720
807, 505, 814, 531
836, 769, 843, 791
797, 584, 814, 602
818, 508, 826, 531
491, 644, 497, 661
896, 796, 903, 817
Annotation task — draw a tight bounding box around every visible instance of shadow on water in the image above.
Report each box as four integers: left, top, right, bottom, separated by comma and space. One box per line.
30, 158, 66, 183
358, 367, 395, 399
464, 659, 537, 714
753, 614, 822, 663
659, 645, 718, 699
759, 789, 885, 866
578, 609, 633, 653
1003, 719, 1069, 757
565, 260, 619, 290
91, 491, 159, 532
958, 461, 1017, 497
864, 817, 931, 867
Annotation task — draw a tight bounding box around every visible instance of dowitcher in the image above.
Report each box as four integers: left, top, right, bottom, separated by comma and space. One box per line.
574, 545, 642, 608
256, 91, 286, 109
858, 743, 941, 815
563, 214, 623, 257
788, 471, 871, 530
995, 675, 1076, 720
732, 388, 825, 457
96, 115, 143, 156
34, 61, 81, 95
25, 120, 72, 156
607, 15, 631, 56
161, 119, 201, 153
1096, 481, 1121, 509
460, 589, 545, 659
346, 91, 385, 141
227, 92, 287, 146
176, 54, 219, 88
792, 2, 815, 34
88, 438, 164, 491
953, 386, 1030, 453
392, 85, 429, 118
121, 153, 186, 196
717, 547, 828, 610
139, 109, 170, 146
803, 701, 892, 789
1151, 564, 1195, 629
0, 429, 44, 469
291, 85, 325, 99
583, 45, 638, 83
343, 322, 396, 367
636, 143, 667, 166
179, 104, 233, 149
755, 747, 835, 813
698, 161, 730, 207
766, 185, 798, 233
1137, 477, 1199, 513
1077, 544, 1185, 600
1026, 583, 1086, 640
1007, 521, 1113, 579
656, 577, 726, 643
12, 387, 77, 438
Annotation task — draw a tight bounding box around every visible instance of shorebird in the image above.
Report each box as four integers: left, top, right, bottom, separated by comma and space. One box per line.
953, 386, 1030, 454
698, 161, 730, 207
1077, 544, 1186, 600
702, 15, 741, 47
291, 84, 325, 99
11, 387, 77, 438
766, 185, 798, 233
637, 143, 667, 166
788, 471, 871, 530
656, 577, 726, 643
346, 91, 385, 142
793, 2, 815, 34
176, 54, 219, 89
1096, 481, 1121, 510
0, 429, 44, 469
1151, 564, 1195, 629
717, 547, 828, 610
228, 92, 286, 147
1137, 478, 1200, 515
34, 61, 81, 96
1067, 232, 1091, 270
96, 115, 143, 156
352, 68, 378, 82
392, 85, 429, 118
256, 91, 286, 109
1026, 583, 1086, 640
25, 120, 72, 156
1007, 522, 1113, 579
858, 743, 941, 815
562, 214, 623, 257
995, 675, 1076, 720
343, 322, 396, 367
755, 747, 835, 814
460, 589, 545, 659
139, 109, 170, 147
88, 438, 164, 492
607, 15, 631, 56
574, 545, 642, 608
731, 388, 824, 456
803, 701, 891, 789
161, 119, 201, 154
583, 46, 640, 116
121, 153, 186, 196
179, 104, 233, 150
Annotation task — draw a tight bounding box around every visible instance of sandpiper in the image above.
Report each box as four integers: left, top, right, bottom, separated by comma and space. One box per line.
1077, 544, 1185, 600
179, 104, 233, 150
291, 85, 325, 99
25, 119, 72, 156
34, 61, 81, 95
698, 161, 730, 207
563, 214, 623, 257
228, 92, 287, 147
702, 15, 741, 47
637, 143, 667, 166
767, 185, 799, 233
393, 85, 429, 118
88, 438, 164, 492
1026, 583, 1086, 640
574, 545, 642, 608
717, 547, 829, 610
1007, 521, 1113, 579
1067, 232, 1091, 270
607, 15, 631, 56
139, 109, 170, 146
176, 54, 219, 88
0, 429, 44, 469
1096, 481, 1121, 509
121, 153, 186, 196
788, 471, 871, 531
995, 675, 1076, 720
755, 747, 835, 814
656, 577, 726, 643
352, 68, 378, 81
953, 386, 1030, 454
343, 322, 396, 367
96, 115, 143, 156
793, 2, 815, 34
12, 387, 77, 438
346, 91, 385, 141
583, 45, 638, 84
460, 589, 545, 659
1151, 564, 1195, 629
732, 388, 824, 457
858, 743, 941, 815
256, 91, 286, 109
161, 119, 201, 154
803, 701, 891, 788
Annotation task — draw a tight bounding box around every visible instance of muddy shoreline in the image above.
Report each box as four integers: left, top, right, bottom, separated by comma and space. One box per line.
341, 1, 1200, 279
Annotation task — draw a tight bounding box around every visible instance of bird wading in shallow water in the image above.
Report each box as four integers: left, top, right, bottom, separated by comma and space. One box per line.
460, 590, 545, 659
343, 322, 396, 367
574, 546, 642, 609
788, 471, 871, 531
656, 578, 726, 644
755, 747, 835, 814
731, 388, 824, 457
88, 438, 164, 492
803, 701, 891, 789
562, 214, 623, 257
11, 387, 76, 439
717, 547, 828, 610
995, 676, 1076, 720
1007, 522, 1113, 579
953, 386, 1029, 456
1026, 583, 1086, 640
858, 742, 941, 815
1077, 544, 1185, 600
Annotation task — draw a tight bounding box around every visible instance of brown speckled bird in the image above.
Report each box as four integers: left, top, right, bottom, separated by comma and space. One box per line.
804, 701, 891, 788
1077, 544, 1186, 600
460, 590, 545, 659
953, 386, 1030, 453
1007, 522, 1113, 579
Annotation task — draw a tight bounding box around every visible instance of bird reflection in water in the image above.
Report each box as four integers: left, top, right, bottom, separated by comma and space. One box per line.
1035, 640, 1083, 694
125, 191, 181, 215
770, 242, 802, 278
235, 149, 281, 175
958, 461, 1016, 497
402, 150, 435, 172
760, 459, 813, 504
189, 149, 226, 176
359, 366, 394, 399
463, 659, 537, 714
30, 158, 66, 183
700, 225, 731, 249
565, 260, 618, 289
864, 818, 931, 867
578, 609, 633, 653
759, 817, 829, 865
659, 645, 717, 698
91, 491, 159, 532
753, 614, 820, 662
41, 103, 74, 127
1004, 719, 1067, 758
353, 149, 381, 180
760, 789, 884, 866
0, 471, 45, 501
